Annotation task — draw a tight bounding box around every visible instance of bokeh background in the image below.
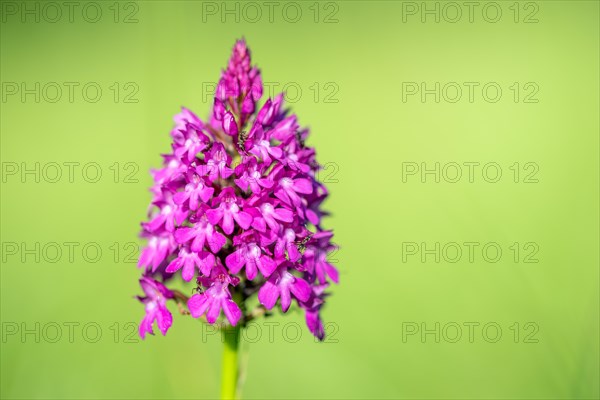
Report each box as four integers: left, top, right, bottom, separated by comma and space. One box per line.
1, 1, 599, 399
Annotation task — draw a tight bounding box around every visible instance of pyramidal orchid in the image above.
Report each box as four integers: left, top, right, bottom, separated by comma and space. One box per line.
135, 40, 338, 398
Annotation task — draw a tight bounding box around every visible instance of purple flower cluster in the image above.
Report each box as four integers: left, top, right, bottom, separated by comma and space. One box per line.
136, 40, 338, 340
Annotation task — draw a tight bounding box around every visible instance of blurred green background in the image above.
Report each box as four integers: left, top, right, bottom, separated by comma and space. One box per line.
1, 0, 599, 399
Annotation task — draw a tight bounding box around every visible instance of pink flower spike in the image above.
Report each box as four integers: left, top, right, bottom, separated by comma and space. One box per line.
135, 40, 338, 341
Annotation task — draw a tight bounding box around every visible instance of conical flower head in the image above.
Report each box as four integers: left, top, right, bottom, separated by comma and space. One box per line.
136, 39, 338, 340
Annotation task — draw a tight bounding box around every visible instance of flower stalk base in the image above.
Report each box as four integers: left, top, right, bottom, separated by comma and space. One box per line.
221, 325, 241, 399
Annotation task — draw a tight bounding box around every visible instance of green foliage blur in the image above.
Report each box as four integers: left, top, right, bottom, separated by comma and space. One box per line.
1, 1, 598, 398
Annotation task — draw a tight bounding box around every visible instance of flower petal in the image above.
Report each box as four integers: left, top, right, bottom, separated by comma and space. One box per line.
166, 258, 182, 275
292, 178, 313, 194
290, 277, 312, 302
306, 310, 325, 341
175, 227, 195, 244
156, 304, 173, 336
207, 232, 227, 253
222, 212, 234, 235
188, 293, 209, 318
273, 208, 294, 222
257, 255, 277, 277
258, 280, 279, 310
206, 297, 222, 323
234, 211, 253, 230
225, 249, 245, 273
280, 286, 292, 312
181, 256, 196, 282
222, 111, 238, 136
222, 298, 242, 326
206, 209, 223, 225
198, 252, 215, 276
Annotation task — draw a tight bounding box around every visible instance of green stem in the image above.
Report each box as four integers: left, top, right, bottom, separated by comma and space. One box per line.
221, 325, 241, 400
